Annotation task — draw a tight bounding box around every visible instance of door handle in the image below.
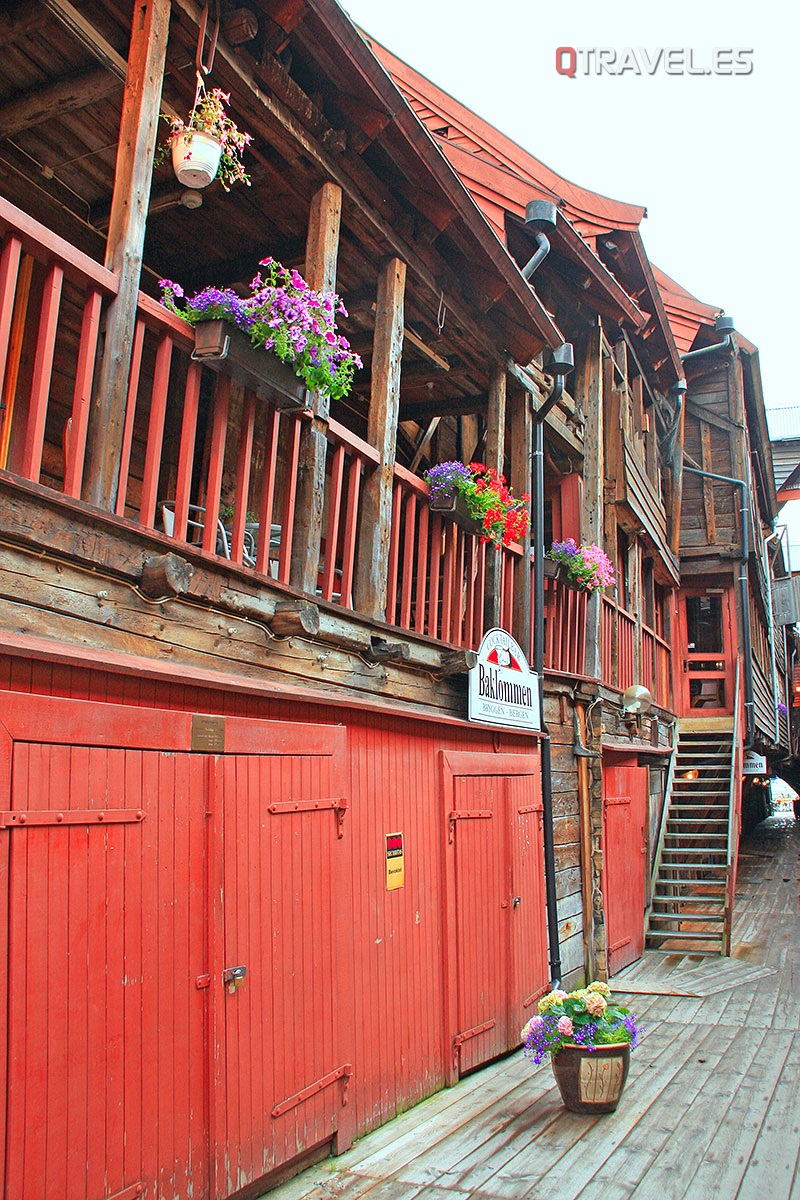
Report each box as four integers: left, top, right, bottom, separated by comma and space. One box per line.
512, 896, 521, 909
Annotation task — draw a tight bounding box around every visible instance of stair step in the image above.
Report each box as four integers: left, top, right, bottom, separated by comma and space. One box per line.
665, 833, 729, 841
661, 848, 728, 857
656, 871, 728, 880
647, 912, 729, 921
646, 930, 725, 944
652, 898, 727, 909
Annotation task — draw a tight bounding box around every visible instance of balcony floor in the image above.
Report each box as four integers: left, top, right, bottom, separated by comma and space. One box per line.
264, 810, 800, 1199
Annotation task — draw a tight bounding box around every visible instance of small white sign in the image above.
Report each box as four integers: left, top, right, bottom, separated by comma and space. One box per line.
742, 751, 767, 775
468, 628, 540, 732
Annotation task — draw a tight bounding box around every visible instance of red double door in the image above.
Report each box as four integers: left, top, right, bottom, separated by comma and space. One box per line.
443, 752, 550, 1079
0, 694, 352, 1200
602, 753, 649, 975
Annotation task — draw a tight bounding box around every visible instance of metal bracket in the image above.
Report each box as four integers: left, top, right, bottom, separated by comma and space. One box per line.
447, 808, 492, 843
268, 797, 348, 837
271, 1063, 353, 1118
0, 808, 145, 828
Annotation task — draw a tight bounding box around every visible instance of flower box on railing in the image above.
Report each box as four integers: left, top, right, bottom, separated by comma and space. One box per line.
191, 320, 307, 411
429, 489, 482, 536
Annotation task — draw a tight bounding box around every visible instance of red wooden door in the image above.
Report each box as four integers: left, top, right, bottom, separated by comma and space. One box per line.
210, 728, 353, 1196
2, 739, 209, 1200
602, 755, 648, 975
444, 753, 548, 1079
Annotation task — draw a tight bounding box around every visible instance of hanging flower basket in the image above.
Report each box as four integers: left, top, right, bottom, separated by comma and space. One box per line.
171, 129, 223, 189
160, 258, 362, 403
423, 461, 529, 548
547, 538, 615, 592
192, 319, 307, 410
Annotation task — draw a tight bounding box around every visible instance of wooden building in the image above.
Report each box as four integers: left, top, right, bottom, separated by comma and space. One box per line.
0, 4, 793, 1197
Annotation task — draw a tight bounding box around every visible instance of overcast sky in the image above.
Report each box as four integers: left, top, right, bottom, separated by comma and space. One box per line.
340, 0, 797, 418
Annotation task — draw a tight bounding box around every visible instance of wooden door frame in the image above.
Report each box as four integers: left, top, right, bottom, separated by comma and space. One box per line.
0, 691, 348, 1200
439, 748, 542, 1085
677, 587, 736, 717
601, 751, 648, 975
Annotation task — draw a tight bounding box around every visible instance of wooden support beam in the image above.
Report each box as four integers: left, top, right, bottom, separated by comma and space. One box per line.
139, 552, 193, 598
404, 326, 450, 372
82, 0, 171, 510
483, 363, 506, 631
0, 67, 121, 142
0, 3, 48, 42
290, 180, 342, 594
365, 635, 410, 663
581, 325, 604, 680
437, 648, 478, 678
510, 387, 533, 643
269, 599, 320, 638
354, 257, 406, 620
700, 420, 717, 544
44, 0, 128, 80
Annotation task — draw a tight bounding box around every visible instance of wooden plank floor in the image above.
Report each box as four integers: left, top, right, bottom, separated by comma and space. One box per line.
264, 813, 800, 1199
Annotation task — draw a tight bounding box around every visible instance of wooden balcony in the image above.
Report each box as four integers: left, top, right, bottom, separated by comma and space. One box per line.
0, 196, 674, 701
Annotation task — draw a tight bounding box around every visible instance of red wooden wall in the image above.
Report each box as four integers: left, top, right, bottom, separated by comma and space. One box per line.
0, 655, 549, 1200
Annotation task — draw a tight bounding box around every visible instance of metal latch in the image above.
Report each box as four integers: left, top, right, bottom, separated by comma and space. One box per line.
222, 965, 247, 993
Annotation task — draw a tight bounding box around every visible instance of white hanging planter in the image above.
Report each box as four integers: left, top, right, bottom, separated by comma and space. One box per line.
171, 129, 222, 189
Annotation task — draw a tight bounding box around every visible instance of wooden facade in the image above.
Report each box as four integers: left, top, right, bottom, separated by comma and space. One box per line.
0, 3, 794, 1196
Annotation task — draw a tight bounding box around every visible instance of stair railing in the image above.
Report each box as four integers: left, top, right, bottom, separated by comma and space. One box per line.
644, 716, 681, 932
724, 658, 743, 956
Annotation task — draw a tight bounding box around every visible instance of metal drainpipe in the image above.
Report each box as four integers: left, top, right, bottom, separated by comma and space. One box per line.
532, 347, 573, 988
683, 465, 755, 748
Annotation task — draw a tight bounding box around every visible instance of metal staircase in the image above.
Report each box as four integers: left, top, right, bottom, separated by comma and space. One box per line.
647, 723, 737, 954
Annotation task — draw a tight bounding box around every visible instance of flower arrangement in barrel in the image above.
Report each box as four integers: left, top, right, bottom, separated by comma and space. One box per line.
547, 537, 615, 592
160, 256, 362, 401
424, 461, 530, 549
521, 982, 640, 1065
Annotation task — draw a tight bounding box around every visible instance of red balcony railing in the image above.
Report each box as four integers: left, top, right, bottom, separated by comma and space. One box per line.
641, 622, 672, 709
541, 575, 589, 677
601, 596, 636, 694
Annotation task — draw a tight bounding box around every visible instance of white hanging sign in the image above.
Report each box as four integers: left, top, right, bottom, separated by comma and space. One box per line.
742, 751, 767, 775
468, 628, 541, 732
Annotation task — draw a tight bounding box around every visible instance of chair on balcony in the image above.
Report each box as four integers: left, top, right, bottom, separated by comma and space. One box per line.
161, 502, 257, 568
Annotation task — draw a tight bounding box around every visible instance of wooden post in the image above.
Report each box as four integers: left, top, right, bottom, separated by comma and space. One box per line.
353, 257, 406, 620
581, 324, 604, 680
483, 364, 506, 631
290, 181, 343, 594
510, 386, 532, 643
82, 0, 171, 510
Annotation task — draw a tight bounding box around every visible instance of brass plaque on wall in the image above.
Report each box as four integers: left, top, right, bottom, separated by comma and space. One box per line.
191, 714, 226, 752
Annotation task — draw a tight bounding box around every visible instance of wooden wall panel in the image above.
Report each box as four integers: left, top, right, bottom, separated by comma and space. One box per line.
0, 655, 582, 1181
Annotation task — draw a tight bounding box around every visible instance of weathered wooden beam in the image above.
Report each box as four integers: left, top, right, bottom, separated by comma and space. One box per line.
511, 387, 533, 642
399, 393, 488, 421
365, 635, 410, 663
222, 7, 259, 45
0, 67, 121, 142
269, 599, 320, 638
139, 551, 193, 598
580, 325, 604, 680
82, 0, 171, 511
44, 0, 128, 80
0, 3, 49, 43
404, 326, 450, 371
436, 648, 477, 678
700, 420, 717, 544
484, 363, 506, 631
354, 257, 406, 619
290, 181, 342, 594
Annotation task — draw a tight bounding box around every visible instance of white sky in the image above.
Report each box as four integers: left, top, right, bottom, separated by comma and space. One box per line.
341, 0, 798, 417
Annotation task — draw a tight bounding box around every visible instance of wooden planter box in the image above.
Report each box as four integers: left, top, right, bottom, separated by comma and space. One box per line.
192, 320, 308, 410
429, 490, 482, 536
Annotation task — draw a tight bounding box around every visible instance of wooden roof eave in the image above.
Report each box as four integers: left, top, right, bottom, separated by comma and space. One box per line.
304, 0, 563, 362
741, 346, 779, 522
621, 231, 683, 385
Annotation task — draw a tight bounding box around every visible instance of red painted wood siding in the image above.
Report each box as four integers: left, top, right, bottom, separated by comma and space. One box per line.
0, 658, 552, 1196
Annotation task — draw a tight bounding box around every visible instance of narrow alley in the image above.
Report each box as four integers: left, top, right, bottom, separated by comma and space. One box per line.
266, 812, 800, 1200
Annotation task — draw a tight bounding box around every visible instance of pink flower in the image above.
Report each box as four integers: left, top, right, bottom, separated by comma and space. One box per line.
585, 993, 607, 1017
557, 1016, 574, 1037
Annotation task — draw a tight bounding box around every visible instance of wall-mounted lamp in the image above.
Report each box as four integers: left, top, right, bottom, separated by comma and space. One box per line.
621, 684, 653, 734
521, 199, 558, 280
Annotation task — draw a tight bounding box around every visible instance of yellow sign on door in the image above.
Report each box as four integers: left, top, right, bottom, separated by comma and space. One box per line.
386, 832, 404, 890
